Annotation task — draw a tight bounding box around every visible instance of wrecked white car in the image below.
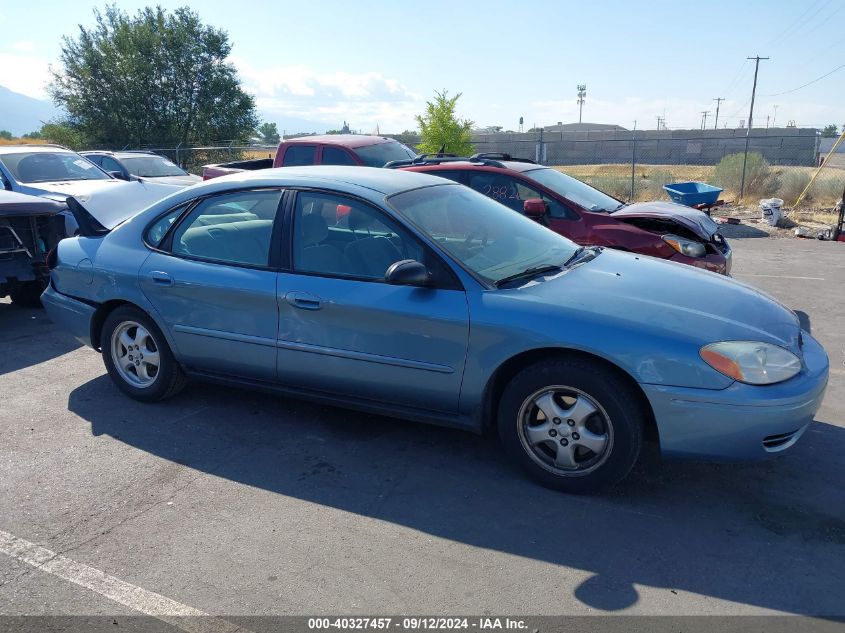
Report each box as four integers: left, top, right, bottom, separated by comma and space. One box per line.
0, 145, 187, 235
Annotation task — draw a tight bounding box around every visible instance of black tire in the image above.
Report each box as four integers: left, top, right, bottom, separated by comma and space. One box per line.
497, 357, 643, 494
10, 280, 46, 307
101, 306, 186, 402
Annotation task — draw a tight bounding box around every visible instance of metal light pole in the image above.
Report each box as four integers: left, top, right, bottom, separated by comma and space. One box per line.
577, 85, 586, 123
739, 55, 769, 201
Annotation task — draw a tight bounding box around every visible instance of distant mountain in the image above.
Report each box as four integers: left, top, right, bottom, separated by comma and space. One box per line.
0, 85, 60, 136
0, 84, 347, 139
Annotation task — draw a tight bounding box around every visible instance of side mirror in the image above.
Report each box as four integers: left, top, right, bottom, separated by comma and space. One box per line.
107, 170, 129, 181
385, 259, 431, 287
523, 198, 547, 219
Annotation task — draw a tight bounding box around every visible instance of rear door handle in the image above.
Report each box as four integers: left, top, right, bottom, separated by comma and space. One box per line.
148, 271, 174, 286
285, 291, 322, 310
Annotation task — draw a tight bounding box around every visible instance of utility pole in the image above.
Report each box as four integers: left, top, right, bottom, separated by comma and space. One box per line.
701, 111, 710, 130
772, 104, 779, 127
739, 55, 769, 200
577, 84, 587, 123
713, 97, 724, 129
656, 115, 665, 130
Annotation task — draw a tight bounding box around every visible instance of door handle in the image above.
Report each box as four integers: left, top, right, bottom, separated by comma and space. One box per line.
148, 271, 174, 286
285, 291, 322, 310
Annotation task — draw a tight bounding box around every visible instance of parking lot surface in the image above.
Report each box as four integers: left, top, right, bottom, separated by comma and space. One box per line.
1, 236, 843, 618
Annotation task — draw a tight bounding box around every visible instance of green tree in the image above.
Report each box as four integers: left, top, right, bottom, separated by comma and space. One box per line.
257, 122, 280, 144
0, 130, 13, 140
39, 122, 88, 150
821, 124, 838, 138
22, 130, 44, 139
49, 5, 258, 148
415, 90, 474, 155
394, 129, 419, 148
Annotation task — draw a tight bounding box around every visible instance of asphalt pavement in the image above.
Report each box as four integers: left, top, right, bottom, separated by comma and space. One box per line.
0, 236, 843, 623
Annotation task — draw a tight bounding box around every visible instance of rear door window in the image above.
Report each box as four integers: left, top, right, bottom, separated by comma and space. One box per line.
321, 146, 357, 166
282, 145, 317, 167
170, 190, 283, 267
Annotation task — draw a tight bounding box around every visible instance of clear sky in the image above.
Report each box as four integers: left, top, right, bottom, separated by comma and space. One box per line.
1, 0, 843, 133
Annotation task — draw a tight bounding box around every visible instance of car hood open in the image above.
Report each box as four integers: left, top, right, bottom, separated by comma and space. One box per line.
20, 179, 182, 229
611, 201, 719, 241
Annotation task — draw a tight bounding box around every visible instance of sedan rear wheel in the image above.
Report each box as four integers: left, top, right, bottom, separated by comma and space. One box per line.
102, 306, 186, 402
498, 358, 643, 493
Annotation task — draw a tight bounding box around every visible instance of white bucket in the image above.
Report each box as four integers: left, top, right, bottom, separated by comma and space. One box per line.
760, 198, 783, 227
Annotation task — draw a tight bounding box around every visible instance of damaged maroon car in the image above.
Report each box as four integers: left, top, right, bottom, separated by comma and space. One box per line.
391, 154, 731, 274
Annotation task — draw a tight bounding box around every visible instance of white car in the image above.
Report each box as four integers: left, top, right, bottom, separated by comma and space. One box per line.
0, 145, 189, 234
80, 150, 202, 187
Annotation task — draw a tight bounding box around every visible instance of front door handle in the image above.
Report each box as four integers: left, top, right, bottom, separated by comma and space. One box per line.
148, 271, 174, 286
285, 291, 322, 310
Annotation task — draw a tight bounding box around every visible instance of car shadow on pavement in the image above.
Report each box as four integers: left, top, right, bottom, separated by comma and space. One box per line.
0, 301, 81, 376
68, 376, 845, 616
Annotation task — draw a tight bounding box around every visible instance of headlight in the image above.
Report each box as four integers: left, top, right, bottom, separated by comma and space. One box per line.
662, 233, 706, 258
700, 341, 802, 385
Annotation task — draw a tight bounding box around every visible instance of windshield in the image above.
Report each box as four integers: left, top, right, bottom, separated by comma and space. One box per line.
388, 184, 579, 286
122, 156, 188, 177
0, 152, 110, 183
355, 141, 416, 167
524, 167, 623, 212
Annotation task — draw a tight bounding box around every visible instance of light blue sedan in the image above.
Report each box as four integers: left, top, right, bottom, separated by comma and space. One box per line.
42, 167, 829, 493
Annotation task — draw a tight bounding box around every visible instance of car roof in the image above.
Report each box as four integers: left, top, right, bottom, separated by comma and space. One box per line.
80, 151, 159, 158
406, 160, 546, 174
198, 165, 452, 196
283, 134, 396, 149
0, 145, 76, 155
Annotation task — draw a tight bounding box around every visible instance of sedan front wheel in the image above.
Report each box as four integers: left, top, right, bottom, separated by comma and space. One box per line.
498, 358, 643, 493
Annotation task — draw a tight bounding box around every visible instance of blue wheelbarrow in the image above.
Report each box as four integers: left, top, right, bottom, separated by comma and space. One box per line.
663, 182, 723, 208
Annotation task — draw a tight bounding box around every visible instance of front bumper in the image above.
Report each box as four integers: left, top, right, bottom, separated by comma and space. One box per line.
41, 283, 96, 348
642, 332, 828, 460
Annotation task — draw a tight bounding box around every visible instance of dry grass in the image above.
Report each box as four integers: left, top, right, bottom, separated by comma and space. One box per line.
553, 163, 845, 207
0, 137, 52, 146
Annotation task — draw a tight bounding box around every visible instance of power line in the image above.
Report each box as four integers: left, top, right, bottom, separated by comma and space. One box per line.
766, 0, 830, 46
762, 61, 845, 96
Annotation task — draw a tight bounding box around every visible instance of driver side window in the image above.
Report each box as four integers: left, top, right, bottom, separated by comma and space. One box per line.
292, 191, 424, 280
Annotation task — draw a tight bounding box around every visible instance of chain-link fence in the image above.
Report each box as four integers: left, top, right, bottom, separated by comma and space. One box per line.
466, 130, 844, 208
126, 130, 845, 210
123, 143, 277, 175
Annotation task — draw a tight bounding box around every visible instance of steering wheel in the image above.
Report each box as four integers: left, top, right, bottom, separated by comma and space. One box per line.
463, 225, 489, 251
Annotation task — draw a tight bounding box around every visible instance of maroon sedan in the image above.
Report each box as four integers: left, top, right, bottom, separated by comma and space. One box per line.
392, 154, 731, 274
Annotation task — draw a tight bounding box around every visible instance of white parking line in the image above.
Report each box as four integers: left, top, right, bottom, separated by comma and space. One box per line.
0, 529, 251, 633
733, 273, 825, 281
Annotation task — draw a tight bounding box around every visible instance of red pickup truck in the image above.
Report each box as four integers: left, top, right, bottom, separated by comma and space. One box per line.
202, 134, 416, 180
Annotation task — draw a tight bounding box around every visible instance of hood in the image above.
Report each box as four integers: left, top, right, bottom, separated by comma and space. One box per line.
509, 249, 801, 353
611, 201, 718, 241
21, 179, 181, 229
136, 174, 202, 187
